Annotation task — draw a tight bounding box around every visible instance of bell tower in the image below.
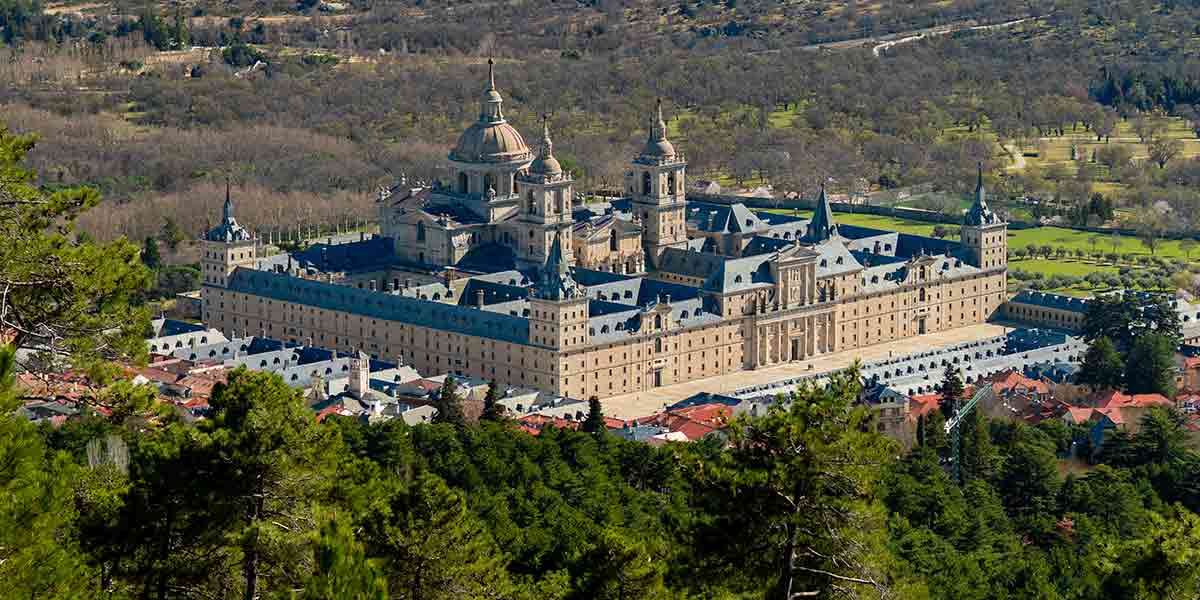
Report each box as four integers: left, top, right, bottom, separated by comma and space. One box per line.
200, 180, 256, 289
628, 99, 688, 269
960, 163, 1007, 271
527, 234, 589, 352
513, 116, 574, 267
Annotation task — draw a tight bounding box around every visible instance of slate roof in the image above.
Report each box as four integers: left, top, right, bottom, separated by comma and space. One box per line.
813, 240, 863, 277
803, 185, 838, 242
206, 190, 253, 243
1009, 290, 1090, 313
226, 268, 530, 344
964, 163, 1002, 227
456, 242, 517, 273
687, 203, 767, 234
291, 236, 395, 273
742, 235, 795, 257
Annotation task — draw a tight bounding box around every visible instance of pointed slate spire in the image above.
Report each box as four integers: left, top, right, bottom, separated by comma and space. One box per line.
964, 162, 999, 226
804, 183, 838, 242
535, 233, 581, 301
222, 175, 233, 222
207, 176, 252, 242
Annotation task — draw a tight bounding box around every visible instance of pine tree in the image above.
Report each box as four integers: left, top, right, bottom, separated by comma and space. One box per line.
432, 376, 465, 426
480, 380, 504, 422
1125, 333, 1177, 398
0, 345, 93, 597
939, 363, 965, 419
1078, 336, 1125, 391
0, 126, 151, 365
301, 517, 388, 600
923, 407, 950, 461
957, 405, 996, 483
142, 235, 161, 269
582, 395, 606, 434
363, 473, 510, 598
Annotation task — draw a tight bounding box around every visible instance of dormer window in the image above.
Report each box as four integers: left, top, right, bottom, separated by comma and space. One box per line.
836, 257, 844, 265
734, 275, 743, 283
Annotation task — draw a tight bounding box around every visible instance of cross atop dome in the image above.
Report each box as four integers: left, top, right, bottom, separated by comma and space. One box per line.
637, 98, 677, 163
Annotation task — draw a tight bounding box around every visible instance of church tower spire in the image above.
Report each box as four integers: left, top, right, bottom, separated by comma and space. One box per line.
960, 162, 1007, 271
804, 183, 838, 242
629, 98, 687, 269
638, 98, 676, 162
480, 58, 505, 123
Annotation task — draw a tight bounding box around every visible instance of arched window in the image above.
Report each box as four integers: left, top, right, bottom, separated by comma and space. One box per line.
654, 314, 663, 329
655, 338, 663, 353
609, 229, 618, 251
919, 288, 926, 302
601, 325, 610, 333
668, 171, 677, 194
457, 172, 468, 194
642, 172, 652, 195
527, 191, 535, 214
416, 222, 426, 242
483, 173, 496, 194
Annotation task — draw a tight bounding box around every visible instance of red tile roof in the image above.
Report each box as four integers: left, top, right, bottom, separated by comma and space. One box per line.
985, 369, 1051, 395
1092, 390, 1172, 409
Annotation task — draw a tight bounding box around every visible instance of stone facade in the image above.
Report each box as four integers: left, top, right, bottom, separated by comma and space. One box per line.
200, 65, 1008, 401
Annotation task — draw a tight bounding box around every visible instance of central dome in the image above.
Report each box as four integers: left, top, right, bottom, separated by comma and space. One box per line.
450, 121, 532, 164
448, 59, 533, 165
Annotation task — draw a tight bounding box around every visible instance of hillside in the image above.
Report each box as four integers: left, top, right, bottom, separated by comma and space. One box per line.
3, 0, 1200, 250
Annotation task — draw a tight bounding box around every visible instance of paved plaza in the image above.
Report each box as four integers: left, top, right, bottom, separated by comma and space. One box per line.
603, 322, 1011, 419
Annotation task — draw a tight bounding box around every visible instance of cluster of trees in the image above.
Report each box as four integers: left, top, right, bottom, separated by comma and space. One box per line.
1078, 292, 1182, 397
2, 126, 1200, 598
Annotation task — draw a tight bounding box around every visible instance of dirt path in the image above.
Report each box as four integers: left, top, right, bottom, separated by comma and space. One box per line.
1004, 143, 1027, 171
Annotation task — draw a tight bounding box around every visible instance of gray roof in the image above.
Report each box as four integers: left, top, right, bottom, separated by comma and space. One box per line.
226, 269, 530, 344
534, 234, 583, 301
857, 254, 979, 294
813, 240, 863, 278
687, 202, 768, 234
803, 185, 838, 242
965, 163, 1001, 227
1009, 290, 1090, 313
206, 189, 253, 243
291, 236, 395, 273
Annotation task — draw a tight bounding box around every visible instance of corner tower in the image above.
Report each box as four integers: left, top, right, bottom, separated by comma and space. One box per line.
513, 116, 574, 267
960, 163, 1007, 270
201, 181, 256, 289
528, 234, 589, 352
628, 99, 688, 269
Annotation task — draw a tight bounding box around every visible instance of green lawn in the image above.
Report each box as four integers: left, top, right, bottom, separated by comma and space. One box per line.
1008, 258, 1118, 278
756, 208, 1200, 263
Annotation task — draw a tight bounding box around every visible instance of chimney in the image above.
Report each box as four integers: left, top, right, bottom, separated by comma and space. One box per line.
475, 289, 485, 308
